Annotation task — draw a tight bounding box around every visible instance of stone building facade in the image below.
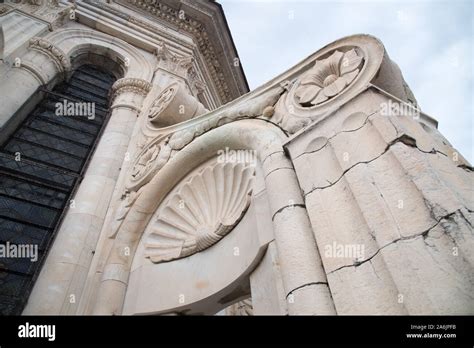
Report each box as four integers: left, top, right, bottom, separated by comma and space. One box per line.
0, 0, 472, 316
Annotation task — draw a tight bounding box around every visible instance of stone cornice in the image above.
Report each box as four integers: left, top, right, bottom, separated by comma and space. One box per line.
103, 0, 247, 104
4, 0, 74, 30
28, 36, 71, 72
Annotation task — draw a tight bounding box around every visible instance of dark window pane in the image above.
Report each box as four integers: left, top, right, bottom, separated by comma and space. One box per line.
14, 128, 89, 157
0, 153, 77, 189
4, 139, 83, 172
0, 195, 59, 228
0, 217, 51, 250
0, 175, 67, 209
26, 119, 95, 146
0, 65, 116, 315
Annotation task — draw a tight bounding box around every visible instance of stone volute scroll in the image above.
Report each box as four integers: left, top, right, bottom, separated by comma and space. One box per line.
144, 161, 256, 263
271, 35, 418, 134
146, 82, 208, 128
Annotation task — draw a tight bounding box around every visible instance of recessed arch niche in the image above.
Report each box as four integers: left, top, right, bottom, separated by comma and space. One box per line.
123, 155, 276, 315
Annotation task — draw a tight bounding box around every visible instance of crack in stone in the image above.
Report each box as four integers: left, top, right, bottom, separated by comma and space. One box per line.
294, 109, 379, 160
261, 149, 285, 166
326, 210, 459, 275
458, 164, 474, 172
286, 281, 329, 298
421, 197, 446, 225
370, 178, 402, 237
459, 209, 473, 228
264, 166, 294, 179
304, 134, 440, 197
272, 204, 306, 221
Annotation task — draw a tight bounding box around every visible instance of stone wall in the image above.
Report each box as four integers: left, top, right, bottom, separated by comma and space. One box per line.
0, 1, 471, 315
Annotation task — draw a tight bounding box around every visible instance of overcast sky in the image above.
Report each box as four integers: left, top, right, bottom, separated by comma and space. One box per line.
220, 0, 473, 163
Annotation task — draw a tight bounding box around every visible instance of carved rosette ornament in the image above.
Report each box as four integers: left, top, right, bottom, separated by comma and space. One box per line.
144, 161, 255, 263
294, 49, 363, 107
270, 36, 393, 135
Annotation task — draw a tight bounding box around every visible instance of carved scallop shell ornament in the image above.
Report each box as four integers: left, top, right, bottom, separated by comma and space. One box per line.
144, 161, 255, 263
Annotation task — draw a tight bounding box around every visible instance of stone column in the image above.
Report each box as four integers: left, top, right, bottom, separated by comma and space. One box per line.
23, 77, 151, 314
261, 145, 336, 315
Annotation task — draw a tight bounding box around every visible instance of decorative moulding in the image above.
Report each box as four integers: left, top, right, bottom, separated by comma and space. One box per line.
154, 42, 192, 78
109, 136, 172, 238
4, 0, 74, 30
0, 4, 12, 15
122, 0, 244, 103
110, 83, 279, 237
153, 42, 208, 99
86, 0, 247, 104
28, 36, 71, 73
109, 35, 418, 241
166, 85, 283, 151
144, 161, 255, 263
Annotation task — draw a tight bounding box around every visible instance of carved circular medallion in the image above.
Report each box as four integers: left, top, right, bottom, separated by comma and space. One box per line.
126, 138, 171, 191
147, 85, 177, 123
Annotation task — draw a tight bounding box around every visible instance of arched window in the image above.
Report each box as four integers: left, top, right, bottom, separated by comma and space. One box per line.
0, 64, 117, 315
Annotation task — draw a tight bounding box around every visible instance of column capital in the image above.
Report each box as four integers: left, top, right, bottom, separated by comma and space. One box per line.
154, 42, 193, 79
111, 77, 152, 99
110, 77, 152, 112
